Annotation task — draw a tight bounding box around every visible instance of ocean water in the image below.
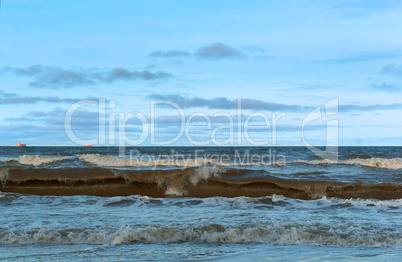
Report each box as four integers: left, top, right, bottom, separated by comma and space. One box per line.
0, 147, 401, 261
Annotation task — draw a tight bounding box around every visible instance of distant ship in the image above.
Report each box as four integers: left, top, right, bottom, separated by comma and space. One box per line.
84, 144, 93, 147
0, 142, 27, 147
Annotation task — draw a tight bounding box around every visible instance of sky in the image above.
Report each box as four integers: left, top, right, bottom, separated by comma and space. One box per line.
0, 0, 402, 146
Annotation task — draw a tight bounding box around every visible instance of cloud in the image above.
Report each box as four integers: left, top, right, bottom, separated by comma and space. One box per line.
369, 82, 399, 91
195, 43, 246, 60
6, 108, 66, 123
0, 108, 104, 144
5, 107, 101, 126
381, 64, 402, 76
146, 43, 264, 61
147, 94, 402, 113
147, 50, 191, 58
339, 103, 402, 112
104, 68, 172, 82
0, 65, 173, 88
146, 94, 306, 111
148, 114, 350, 140
3, 65, 96, 88
0, 90, 85, 104
2, 107, 145, 145
314, 52, 402, 64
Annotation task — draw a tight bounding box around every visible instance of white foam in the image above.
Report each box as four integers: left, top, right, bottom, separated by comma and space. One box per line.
158, 166, 224, 196
0, 168, 9, 188
342, 158, 402, 169
0, 224, 400, 247
321, 197, 402, 208
78, 154, 131, 167
164, 185, 187, 196
2, 153, 402, 170
96, 195, 160, 207
2, 155, 66, 166
78, 154, 220, 167
290, 157, 402, 170
188, 166, 223, 186
271, 194, 285, 202
79, 154, 402, 169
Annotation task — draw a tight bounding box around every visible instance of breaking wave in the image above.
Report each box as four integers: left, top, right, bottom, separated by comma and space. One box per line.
0, 223, 400, 247
1, 193, 400, 209
291, 158, 402, 170
1, 166, 401, 200
320, 196, 402, 208
78, 154, 220, 167
1, 154, 402, 170
1, 155, 67, 166
94, 194, 402, 209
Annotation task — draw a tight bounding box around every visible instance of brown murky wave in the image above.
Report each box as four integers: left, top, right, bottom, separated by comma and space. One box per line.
0, 167, 401, 200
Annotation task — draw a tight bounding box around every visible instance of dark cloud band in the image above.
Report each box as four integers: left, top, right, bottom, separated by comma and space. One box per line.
146, 94, 402, 113
381, 64, 402, 76
195, 43, 245, 60
147, 51, 191, 58
146, 94, 306, 111
0, 91, 92, 104
0, 65, 173, 88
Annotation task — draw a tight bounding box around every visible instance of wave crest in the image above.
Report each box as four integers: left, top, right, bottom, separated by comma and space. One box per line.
158, 166, 224, 196
1, 153, 401, 170
1, 167, 401, 199
78, 154, 219, 167
1, 155, 66, 166
291, 157, 402, 169
0, 224, 400, 247
322, 197, 402, 207
77, 155, 402, 169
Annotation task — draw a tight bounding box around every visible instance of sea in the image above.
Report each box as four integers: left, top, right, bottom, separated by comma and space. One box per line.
0, 146, 401, 261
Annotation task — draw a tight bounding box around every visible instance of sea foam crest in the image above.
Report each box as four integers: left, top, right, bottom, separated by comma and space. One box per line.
93, 194, 401, 209
0, 168, 9, 188
291, 157, 402, 170
78, 154, 220, 167
2, 155, 66, 166
78, 154, 132, 167
321, 197, 402, 208
342, 157, 402, 169
79, 155, 402, 169
0, 224, 400, 247
162, 166, 224, 196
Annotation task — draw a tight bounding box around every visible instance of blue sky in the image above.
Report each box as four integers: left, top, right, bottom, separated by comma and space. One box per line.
0, 0, 402, 146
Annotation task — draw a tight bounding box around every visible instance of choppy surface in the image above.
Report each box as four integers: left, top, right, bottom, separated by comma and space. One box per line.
1, 147, 402, 200
0, 193, 401, 261
0, 147, 401, 261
